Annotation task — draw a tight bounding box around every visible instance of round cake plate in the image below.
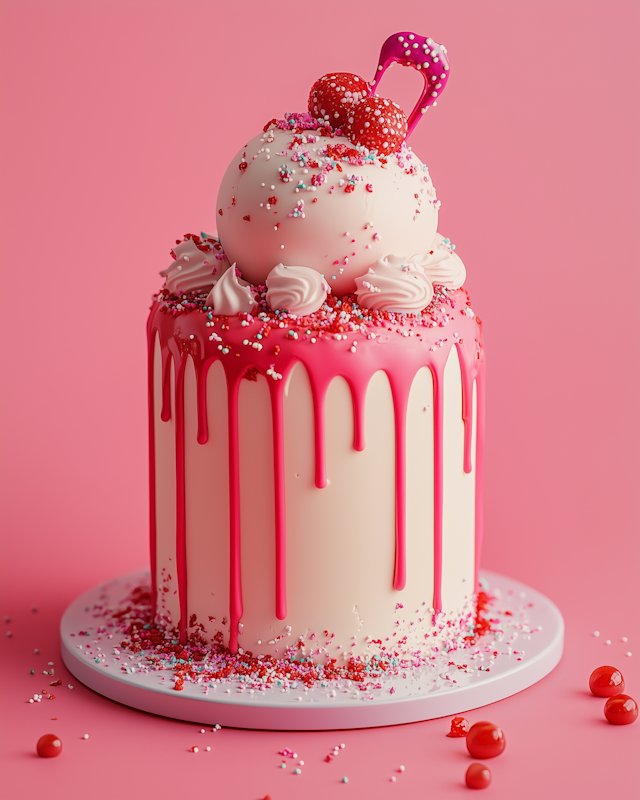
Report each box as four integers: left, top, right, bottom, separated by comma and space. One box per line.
61, 569, 563, 731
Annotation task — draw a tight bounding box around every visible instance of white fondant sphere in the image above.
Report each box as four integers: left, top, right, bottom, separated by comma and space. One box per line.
216, 128, 438, 295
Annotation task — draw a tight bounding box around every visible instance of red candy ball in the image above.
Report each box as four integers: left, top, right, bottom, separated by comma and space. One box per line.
466, 722, 506, 759
589, 665, 625, 697
466, 763, 492, 790
349, 96, 408, 156
308, 73, 370, 132
37, 734, 63, 758
604, 694, 638, 725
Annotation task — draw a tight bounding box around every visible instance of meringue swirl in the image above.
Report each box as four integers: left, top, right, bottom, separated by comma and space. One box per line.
265, 264, 330, 316
411, 233, 466, 289
160, 237, 221, 295
355, 256, 433, 313
206, 264, 256, 316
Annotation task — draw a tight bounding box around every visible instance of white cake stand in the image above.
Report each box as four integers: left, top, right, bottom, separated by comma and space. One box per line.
60, 569, 563, 731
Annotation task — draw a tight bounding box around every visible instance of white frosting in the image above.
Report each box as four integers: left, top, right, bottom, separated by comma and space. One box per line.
355, 256, 433, 313
412, 233, 466, 289
265, 264, 330, 316
160, 238, 218, 295
206, 264, 256, 315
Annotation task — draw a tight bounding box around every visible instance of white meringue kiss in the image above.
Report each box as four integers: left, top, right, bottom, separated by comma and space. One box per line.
411, 233, 466, 289
160, 238, 221, 295
206, 264, 256, 315
265, 263, 330, 316
355, 256, 433, 313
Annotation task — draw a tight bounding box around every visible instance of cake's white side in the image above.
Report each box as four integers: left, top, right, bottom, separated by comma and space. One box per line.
153, 337, 476, 659
153, 338, 179, 626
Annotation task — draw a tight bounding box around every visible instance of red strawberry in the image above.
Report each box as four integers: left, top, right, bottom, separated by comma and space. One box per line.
308, 73, 371, 132
349, 96, 407, 156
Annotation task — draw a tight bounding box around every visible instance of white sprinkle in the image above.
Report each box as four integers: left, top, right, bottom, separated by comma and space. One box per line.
83, 734, 89, 740
627, 652, 632, 657
206, 746, 211, 752
622, 637, 628, 642
593, 631, 600, 637
606, 640, 611, 645
200, 728, 205, 733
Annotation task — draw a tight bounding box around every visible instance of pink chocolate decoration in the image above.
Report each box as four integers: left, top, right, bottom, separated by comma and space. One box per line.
148, 293, 484, 650
370, 31, 450, 138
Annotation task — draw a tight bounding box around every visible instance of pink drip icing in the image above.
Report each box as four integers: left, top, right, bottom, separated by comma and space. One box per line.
147, 325, 158, 618
268, 380, 287, 620
226, 375, 243, 653
346, 379, 367, 452
148, 288, 485, 652
308, 373, 329, 489
174, 360, 188, 645
388, 373, 413, 591
430, 364, 444, 612
160, 350, 172, 423
196, 363, 209, 445
456, 342, 474, 475
474, 363, 486, 592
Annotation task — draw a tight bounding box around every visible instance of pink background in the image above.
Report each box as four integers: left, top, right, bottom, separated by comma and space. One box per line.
1, 0, 639, 797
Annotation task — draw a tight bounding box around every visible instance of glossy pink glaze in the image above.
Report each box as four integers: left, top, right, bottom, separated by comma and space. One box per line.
269, 381, 287, 620
147, 314, 158, 612
371, 31, 450, 137
148, 290, 484, 650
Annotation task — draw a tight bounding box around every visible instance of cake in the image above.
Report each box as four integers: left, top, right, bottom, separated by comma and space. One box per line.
147, 32, 485, 673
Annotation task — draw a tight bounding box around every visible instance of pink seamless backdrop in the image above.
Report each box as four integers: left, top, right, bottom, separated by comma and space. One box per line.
1, 1, 639, 798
